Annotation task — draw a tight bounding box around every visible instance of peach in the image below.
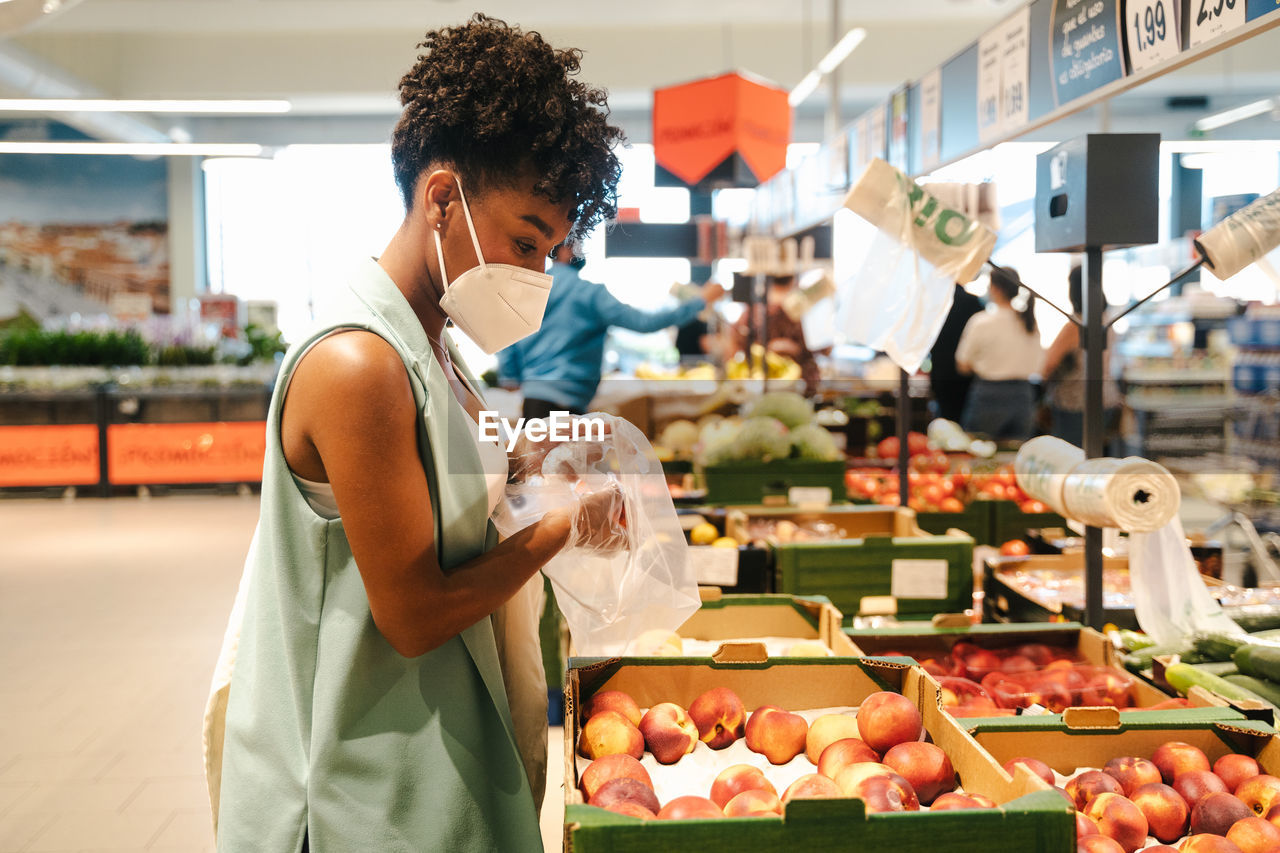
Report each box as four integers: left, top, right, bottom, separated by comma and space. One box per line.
1066, 770, 1124, 811
1016, 643, 1057, 665
584, 690, 642, 726
1001, 654, 1037, 674
1191, 791, 1253, 836
781, 773, 841, 802
1077, 836, 1124, 853
579, 754, 652, 801
1085, 792, 1148, 853
882, 741, 956, 804
831, 762, 896, 796
723, 788, 783, 817
1215, 755, 1262, 793
656, 795, 724, 820
1076, 810, 1100, 837
969, 793, 998, 808
1004, 756, 1056, 787
817, 737, 880, 779
1052, 786, 1076, 806
1181, 836, 1246, 853
709, 764, 777, 810
845, 771, 921, 813
638, 702, 698, 765
687, 687, 745, 750
930, 792, 987, 810
805, 714, 862, 764
601, 801, 655, 820
1227, 816, 1280, 853
1131, 782, 1189, 843
1153, 742, 1211, 785
744, 705, 808, 765
588, 777, 661, 816
577, 710, 643, 760
856, 691, 923, 754
1238, 776, 1280, 817
1082, 672, 1132, 708
1104, 756, 1162, 797
1265, 801, 1280, 829
963, 648, 1003, 678
1174, 770, 1229, 808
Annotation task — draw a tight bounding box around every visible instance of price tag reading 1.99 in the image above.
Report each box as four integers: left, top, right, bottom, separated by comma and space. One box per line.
1126, 0, 1180, 73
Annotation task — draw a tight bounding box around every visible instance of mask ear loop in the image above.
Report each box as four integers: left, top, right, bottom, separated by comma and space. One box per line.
452, 178, 487, 273
433, 226, 451, 295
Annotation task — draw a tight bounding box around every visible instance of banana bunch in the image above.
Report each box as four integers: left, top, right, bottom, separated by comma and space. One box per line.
725, 345, 801, 381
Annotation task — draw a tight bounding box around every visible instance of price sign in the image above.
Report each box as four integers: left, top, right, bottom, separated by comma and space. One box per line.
1189, 0, 1246, 46
999, 6, 1031, 133
919, 68, 942, 170
977, 24, 1003, 142
1126, 0, 1180, 73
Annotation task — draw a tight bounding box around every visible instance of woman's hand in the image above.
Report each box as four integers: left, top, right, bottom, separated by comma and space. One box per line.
508, 414, 612, 481
546, 483, 627, 553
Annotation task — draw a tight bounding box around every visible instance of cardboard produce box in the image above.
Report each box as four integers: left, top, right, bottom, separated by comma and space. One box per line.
983, 553, 1137, 628
568, 593, 859, 659
563, 655, 1073, 853
843, 622, 1176, 714
726, 505, 975, 623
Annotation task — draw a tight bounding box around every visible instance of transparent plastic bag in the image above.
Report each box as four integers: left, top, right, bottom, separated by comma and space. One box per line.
1196, 187, 1280, 280
491, 412, 699, 657
1130, 516, 1240, 644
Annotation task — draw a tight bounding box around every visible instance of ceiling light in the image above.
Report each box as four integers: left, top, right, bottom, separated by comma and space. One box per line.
0, 98, 292, 114
1194, 98, 1276, 132
0, 141, 264, 156
789, 26, 868, 107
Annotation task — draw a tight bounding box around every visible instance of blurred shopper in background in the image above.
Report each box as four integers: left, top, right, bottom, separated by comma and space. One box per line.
729, 273, 822, 395
1041, 264, 1123, 449
927, 282, 984, 423
497, 242, 724, 418
209, 15, 626, 852
955, 266, 1044, 440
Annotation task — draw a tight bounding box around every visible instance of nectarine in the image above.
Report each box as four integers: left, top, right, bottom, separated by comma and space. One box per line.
1004, 756, 1056, 787
1131, 782, 1189, 843
580, 754, 652, 801
744, 705, 808, 765
723, 788, 783, 817
781, 773, 841, 802
578, 710, 643, 760
656, 795, 724, 820
817, 737, 880, 779
856, 691, 923, 754
805, 714, 862, 764
1152, 742, 1211, 785
1191, 791, 1253, 836
687, 687, 745, 750
709, 764, 777, 810
638, 702, 698, 765
1226, 815, 1280, 853
1084, 792, 1148, 853
882, 741, 956, 805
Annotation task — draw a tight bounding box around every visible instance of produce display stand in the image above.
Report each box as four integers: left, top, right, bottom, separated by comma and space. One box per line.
564, 655, 1072, 853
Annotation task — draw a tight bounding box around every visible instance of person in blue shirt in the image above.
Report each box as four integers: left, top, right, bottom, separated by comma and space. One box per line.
497, 244, 725, 418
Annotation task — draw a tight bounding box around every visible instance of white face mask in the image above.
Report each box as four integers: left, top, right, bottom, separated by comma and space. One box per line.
434, 178, 554, 354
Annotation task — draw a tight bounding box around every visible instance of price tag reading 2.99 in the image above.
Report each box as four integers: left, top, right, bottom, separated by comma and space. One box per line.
1126, 0, 1179, 73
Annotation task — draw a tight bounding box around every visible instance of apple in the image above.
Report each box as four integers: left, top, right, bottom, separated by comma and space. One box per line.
579, 754, 652, 801
709, 764, 777, 810
577, 710, 643, 760
882, 741, 956, 805
856, 691, 923, 754
744, 705, 808, 765
687, 687, 746, 750
1085, 792, 1148, 853
1131, 782, 1190, 844
638, 702, 698, 765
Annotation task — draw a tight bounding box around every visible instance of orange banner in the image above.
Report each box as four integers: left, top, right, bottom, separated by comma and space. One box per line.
107, 421, 266, 485
0, 424, 100, 487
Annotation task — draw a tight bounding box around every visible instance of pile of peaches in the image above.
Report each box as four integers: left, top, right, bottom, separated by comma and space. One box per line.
1006, 742, 1280, 852
577, 685, 981, 821
890, 642, 1140, 716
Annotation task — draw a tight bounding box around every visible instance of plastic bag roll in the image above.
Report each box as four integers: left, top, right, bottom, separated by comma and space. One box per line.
1014, 436, 1179, 532
1195, 187, 1280, 280
842, 158, 997, 285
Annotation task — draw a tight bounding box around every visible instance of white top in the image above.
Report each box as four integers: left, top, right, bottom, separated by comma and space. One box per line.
955, 305, 1045, 382
286, 330, 508, 520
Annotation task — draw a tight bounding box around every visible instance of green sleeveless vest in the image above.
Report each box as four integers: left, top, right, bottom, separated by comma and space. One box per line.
217, 259, 542, 852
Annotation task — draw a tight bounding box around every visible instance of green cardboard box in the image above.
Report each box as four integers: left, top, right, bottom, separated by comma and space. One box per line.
563, 655, 1073, 852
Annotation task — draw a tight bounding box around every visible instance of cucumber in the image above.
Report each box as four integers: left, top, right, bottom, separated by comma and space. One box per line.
1190, 630, 1253, 662
1164, 662, 1275, 707
1191, 661, 1240, 678
1250, 628, 1280, 641
1235, 644, 1280, 682
1116, 630, 1155, 652
1123, 639, 1196, 672
1223, 674, 1280, 708
1224, 607, 1280, 633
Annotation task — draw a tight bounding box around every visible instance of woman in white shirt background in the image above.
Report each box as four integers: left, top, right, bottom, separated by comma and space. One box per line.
954, 265, 1045, 441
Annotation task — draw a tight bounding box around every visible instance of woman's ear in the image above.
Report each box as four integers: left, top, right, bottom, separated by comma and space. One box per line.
419, 170, 457, 232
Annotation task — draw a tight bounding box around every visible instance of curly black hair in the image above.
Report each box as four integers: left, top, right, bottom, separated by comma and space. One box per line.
392, 14, 624, 241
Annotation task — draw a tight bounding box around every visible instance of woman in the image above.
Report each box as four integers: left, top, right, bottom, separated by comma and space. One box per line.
1041, 264, 1123, 449
955, 266, 1044, 441
208, 16, 624, 852
730, 274, 821, 394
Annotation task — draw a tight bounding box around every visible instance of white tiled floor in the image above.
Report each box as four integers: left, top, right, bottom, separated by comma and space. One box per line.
0, 495, 566, 853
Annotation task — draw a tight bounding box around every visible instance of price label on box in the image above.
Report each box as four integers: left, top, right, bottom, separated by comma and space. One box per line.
1189, 0, 1246, 46
688, 546, 739, 586
788, 486, 832, 508
890, 559, 950, 600
1126, 0, 1180, 72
